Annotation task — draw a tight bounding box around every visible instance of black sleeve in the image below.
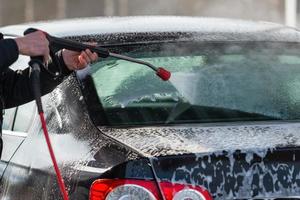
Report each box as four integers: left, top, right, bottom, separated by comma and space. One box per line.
2, 51, 73, 108
0, 39, 19, 72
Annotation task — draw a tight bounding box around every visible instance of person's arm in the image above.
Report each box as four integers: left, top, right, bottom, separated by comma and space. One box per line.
0, 39, 19, 72
2, 47, 98, 109
2, 51, 72, 108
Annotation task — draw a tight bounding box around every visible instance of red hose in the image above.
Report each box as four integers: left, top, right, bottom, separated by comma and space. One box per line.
39, 112, 69, 200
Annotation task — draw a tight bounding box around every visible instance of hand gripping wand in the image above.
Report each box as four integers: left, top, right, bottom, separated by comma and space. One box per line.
25, 28, 171, 200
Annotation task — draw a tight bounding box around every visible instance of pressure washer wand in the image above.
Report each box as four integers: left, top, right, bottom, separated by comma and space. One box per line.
25, 29, 69, 200
44, 32, 171, 81
109, 52, 171, 81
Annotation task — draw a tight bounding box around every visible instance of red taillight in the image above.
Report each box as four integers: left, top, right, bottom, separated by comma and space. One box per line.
89, 179, 160, 200
159, 182, 213, 200
89, 179, 212, 200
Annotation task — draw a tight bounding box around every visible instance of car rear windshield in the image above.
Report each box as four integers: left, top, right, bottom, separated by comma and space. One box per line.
90, 41, 300, 125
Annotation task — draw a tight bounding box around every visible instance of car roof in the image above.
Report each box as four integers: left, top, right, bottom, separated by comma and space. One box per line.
1, 16, 300, 42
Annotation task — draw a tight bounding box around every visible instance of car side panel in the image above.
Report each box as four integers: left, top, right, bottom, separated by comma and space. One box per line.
0, 132, 25, 179
0, 75, 141, 200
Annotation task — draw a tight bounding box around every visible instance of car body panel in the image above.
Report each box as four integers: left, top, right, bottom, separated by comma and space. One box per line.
1, 16, 300, 42
98, 123, 300, 198
98, 122, 300, 157
0, 132, 25, 179
0, 76, 141, 200
150, 148, 300, 199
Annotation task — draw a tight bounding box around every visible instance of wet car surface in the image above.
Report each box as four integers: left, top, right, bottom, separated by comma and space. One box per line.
0, 16, 300, 199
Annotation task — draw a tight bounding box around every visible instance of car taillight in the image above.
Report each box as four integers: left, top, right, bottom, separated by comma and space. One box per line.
89, 179, 212, 200
159, 182, 213, 200
89, 179, 160, 200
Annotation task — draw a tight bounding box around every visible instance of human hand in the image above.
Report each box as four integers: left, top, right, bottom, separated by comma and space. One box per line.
14, 31, 49, 63
62, 48, 98, 71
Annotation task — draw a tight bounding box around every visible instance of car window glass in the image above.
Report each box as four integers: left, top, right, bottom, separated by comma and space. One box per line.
2, 108, 16, 130
92, 55, 205, 101
13, 101, 36, 133
89, 42, 300, 126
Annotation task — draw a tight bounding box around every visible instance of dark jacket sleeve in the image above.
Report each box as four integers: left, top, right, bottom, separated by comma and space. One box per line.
2, 51, 73, 108
0, 39, 19, 72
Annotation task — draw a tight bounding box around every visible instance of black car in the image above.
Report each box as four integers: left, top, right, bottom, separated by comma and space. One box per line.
0, 16, 300, 199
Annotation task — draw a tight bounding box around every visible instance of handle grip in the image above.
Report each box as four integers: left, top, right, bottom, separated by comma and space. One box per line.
24, 27, 110, 58
29, 61, 43, 113
47, 35, 110, 58
24, 27, 39, 35
24, 28, 45, 62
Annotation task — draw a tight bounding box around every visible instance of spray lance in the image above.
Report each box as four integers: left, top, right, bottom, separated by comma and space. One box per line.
28, 28, 171, 81
25, 28, 171, 200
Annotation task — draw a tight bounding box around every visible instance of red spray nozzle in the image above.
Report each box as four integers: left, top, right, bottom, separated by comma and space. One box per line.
109, 53, 171, 81
156, 67, 171, 81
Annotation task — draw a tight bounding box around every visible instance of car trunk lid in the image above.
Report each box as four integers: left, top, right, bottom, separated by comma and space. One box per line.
98, 122, 300, 199
149, 147, 300, 199
98, 122, 300, 157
